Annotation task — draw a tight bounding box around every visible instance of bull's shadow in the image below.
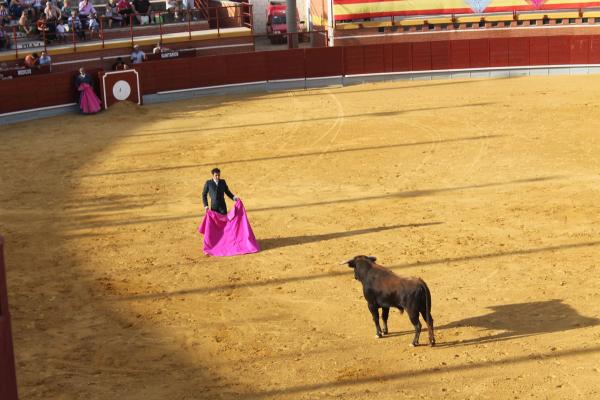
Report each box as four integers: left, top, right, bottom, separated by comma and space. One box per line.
432, 299, 600, 347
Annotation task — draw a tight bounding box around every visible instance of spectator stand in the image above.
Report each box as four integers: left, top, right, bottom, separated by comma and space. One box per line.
0, 2, 253, 68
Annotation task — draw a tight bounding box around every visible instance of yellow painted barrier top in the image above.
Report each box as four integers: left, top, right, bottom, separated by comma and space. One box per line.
335, 23, 360, 30
484, 14, 514, 22
397, 19, 426, 26
423, 17, 453, 24
456, 16, 484, 23
361, 21, 393, 28
582, 11, 600, 18
517, 13, 547, 20
549, 12, 580, 18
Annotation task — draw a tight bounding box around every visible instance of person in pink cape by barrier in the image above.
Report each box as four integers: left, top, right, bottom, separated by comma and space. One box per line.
198, 168, 260, 256
75, 67, 102, 114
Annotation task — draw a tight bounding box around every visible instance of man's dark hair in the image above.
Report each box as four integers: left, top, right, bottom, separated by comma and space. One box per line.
211, 168, 220, 175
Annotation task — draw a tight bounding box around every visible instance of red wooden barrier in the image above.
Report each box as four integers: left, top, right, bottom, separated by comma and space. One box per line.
265, 49, 306, 80
470, 39, 490, 68
530, 36, 549, 65
6, 35, 600, 114
431, 41, 451, 70
411, 41, 432, 71
490, 38, 510, 67
343, 46, 365, 75
363, 44, 386, 74
224, 52, 268, 84
0, 236, 19, 400
450, 40, 470, 69
391, 42, 411, 71
548, 36, 570, 65
571, 35, 590, 64
589, 36, 600, 63
305, 47, 344, 77
509, 38, 530, 66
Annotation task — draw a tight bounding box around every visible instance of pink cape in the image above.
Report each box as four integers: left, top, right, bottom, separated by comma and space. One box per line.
78, 83, 102, 114
198, 200, 260, 256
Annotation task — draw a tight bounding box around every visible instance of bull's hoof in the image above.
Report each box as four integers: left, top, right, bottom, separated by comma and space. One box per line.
411, 342, 419, 347
376, 333, 383, 339
430, 340, 436, 347
382, 329, 388, 335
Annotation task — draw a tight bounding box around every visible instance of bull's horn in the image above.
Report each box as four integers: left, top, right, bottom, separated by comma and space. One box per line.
339, 259, 354, 265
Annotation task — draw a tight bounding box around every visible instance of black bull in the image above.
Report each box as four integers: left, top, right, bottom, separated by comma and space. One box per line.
342, 255, 435, 346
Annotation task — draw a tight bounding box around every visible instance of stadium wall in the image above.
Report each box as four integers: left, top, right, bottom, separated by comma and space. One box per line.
2, 34, 600, 119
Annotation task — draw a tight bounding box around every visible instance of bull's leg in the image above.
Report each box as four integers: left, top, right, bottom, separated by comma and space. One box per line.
420, 308, 436, 346
426, 314, 435, 346
408, 310, 422, 346
381, 307, 390, 335
368, 303, 383, 338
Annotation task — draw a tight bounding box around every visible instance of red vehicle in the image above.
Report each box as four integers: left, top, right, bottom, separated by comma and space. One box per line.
266, 1, 299, 44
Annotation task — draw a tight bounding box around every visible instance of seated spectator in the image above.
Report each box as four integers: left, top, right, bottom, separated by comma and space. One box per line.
19, 0, 32, 16
60, 0, 72, 22
78, 0, 95, 27
165, 0, 178, 22
180, 0, 196, 21
31, 0, 43, 20
8, 0, 22, 21
67, 9, 85, 39
102, 3, 112, 27
0, 23, 9, 50
117, 0, 133, 24
18, 10, 32, 34
112, 56, 127, 70
152, 41, 170, 54
129, 44, 145, 64
87, 12, 99, 37
0, 4, 11, 24
55, 20, 66, 41
132, 0, 150, 25
107, 0, 123, 27
24, 52, 38, 67
38, 49, 51, 70
36, 13, 52, 41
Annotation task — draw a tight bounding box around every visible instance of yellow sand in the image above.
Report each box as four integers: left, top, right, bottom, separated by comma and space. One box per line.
1, 75, 600, 399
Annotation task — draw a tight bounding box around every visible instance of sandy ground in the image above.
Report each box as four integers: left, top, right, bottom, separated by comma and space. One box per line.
1, 75, 600, 399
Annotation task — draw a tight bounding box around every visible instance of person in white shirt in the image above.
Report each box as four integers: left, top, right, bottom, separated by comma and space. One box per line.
130, 44, 146, 64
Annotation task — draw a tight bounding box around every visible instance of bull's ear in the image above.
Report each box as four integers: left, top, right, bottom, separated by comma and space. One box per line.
367, 256, 377, 263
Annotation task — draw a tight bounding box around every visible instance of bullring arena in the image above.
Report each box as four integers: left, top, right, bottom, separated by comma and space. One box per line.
3, 0, 600, 397
2, 74, 600, 399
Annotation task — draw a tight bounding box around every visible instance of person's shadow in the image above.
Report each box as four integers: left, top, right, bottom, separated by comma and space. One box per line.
430, 299, 600, 347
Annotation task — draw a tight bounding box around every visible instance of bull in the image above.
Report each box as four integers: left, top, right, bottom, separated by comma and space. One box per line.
341, 255, 435, 346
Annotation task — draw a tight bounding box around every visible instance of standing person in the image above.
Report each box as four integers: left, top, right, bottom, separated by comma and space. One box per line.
24, 52, 38, 67
75, 67, 101, 114
111, 56, 127, 70
132, 0, 151, 24
129, 44, 145, 64
202, 168, 238, 215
